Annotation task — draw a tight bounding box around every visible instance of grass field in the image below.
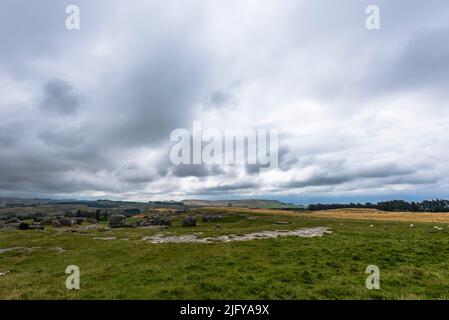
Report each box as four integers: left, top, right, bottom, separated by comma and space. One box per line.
1, 208, 449, 299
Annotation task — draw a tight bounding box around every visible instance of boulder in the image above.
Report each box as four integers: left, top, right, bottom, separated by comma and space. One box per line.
201, 214, 223, 222
109, 214, 126, 228
52, 220, 63, 228
58, 217, 73, 227
182, 216, 198, 227
30, 223, 45, 230
73, 217, 85, 225
138, 214, 172, 227
34, 216, 53, 226
6, 217, 21, 224
18, 222, 31, 230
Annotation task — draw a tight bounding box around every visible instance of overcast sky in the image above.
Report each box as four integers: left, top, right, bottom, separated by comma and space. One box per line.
1, 0, 449, 203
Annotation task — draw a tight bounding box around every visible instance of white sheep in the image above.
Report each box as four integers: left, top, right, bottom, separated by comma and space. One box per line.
410, 224, 414, 228
434, 226, 443, 231
0, 271, 10, 277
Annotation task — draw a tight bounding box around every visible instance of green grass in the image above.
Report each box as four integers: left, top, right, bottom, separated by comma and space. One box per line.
1, 210, 449, 299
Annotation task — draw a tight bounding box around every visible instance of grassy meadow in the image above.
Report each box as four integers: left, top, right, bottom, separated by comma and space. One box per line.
1, 208, 449, 299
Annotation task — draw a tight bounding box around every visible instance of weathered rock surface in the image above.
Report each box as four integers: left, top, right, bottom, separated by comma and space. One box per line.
58, 217, 73, 227
182, 216, 198, 227
5, 217, 21, 225
144, 227, 333, 244
52, 220, 63, 228
201, 214, 223, 222
108, 214, 126, 228
137, 214, 171, 227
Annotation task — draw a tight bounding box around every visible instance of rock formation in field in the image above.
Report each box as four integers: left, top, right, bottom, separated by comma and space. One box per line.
182, 216, 198, 227
109, 214, 126, 228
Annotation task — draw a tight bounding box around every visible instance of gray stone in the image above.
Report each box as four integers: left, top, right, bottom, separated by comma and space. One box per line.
58, 217, 73, 227
73, 217, 85, 225
109, 214, 126, 228
18, 222, 31, 230
52, 220, 63, 228
201, 214, 223, 222
137, 214, 171, 227
182, 216, 198, 227
41, 217, 54, 226
6, 217, 21, 224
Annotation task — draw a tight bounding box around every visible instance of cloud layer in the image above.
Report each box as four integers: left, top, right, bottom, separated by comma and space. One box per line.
1, 0, 449, 202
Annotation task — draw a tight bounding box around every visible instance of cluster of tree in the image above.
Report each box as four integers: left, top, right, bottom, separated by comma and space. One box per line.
64, 209, 107, 220
308, 199, 449, 212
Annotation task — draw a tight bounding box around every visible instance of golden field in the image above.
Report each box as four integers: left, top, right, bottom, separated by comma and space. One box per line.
208, 207, 449, 224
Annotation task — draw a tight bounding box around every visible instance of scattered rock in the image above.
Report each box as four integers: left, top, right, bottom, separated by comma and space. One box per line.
78, 225, 105, 231
5, 217, 21, 224
182, 216, 198, 227
49, 247, 65, 253
73, 217, 85, 225
0, 247, 23, 254
201, 214, 223, 222
109, 214, 126, 228
94, 237, 117, 241
58, 217, 73, 227
3, 218, 22, 229
18, 222, 31, 230
52, 220, 63, 228
34, 216, 54, 225
137, 214, 171, 227
32, 223, 45, 230
145, 227, 332, 244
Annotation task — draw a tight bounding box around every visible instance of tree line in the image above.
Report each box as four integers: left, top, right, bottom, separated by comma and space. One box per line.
308, 199, 449, 212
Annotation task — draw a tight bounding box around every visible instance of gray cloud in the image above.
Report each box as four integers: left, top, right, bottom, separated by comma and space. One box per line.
171, 165, 225, 178
283, 163, 417, 189
40, 79, 80, 114
1, 0, 449, 201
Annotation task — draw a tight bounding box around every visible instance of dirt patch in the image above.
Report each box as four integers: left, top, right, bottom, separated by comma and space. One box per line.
143, 227, 332, 244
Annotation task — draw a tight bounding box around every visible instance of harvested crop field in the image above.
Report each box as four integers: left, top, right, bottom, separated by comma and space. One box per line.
213, 207, 449, 224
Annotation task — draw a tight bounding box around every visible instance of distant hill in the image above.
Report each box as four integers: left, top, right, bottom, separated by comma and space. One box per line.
182, 199, 304, 209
